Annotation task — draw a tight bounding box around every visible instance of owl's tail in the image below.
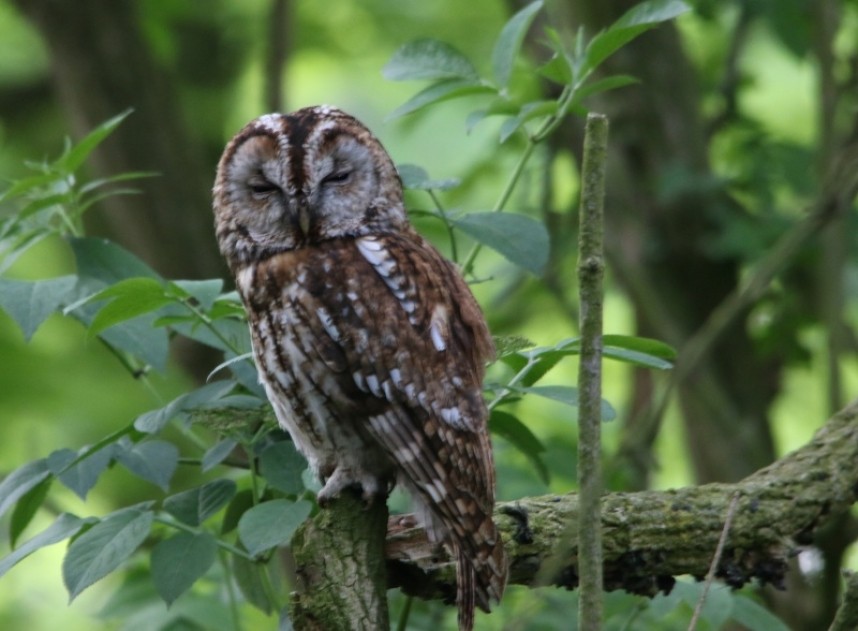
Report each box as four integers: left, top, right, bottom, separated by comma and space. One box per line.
456, 526, 507, 631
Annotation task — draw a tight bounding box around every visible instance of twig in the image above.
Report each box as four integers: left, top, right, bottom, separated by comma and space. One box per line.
577, 112, 609, 631
687, 492, 740, 631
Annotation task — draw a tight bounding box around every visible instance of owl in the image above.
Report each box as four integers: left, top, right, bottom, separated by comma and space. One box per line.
212, 105, 507, 630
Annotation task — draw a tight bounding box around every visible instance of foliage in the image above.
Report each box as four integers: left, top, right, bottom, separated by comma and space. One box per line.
0, 0, 807, 629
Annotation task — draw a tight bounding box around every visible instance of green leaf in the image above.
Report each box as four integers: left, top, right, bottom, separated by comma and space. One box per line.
584, 0, 690, 73
0, 459, 50, 521
83, 278, 171, 336
512, 385, 617, 421
202, 438, 239, 472
383, 39, 479, 82
731, 594, 790, 631
49, 444, 117, 500
0, 276, 77, 341
151, 532, 217, 606
602, 334, 675, 369
116, 439, 179, 491
0, 513, 91, 579
134, 380, 235, 434
490, 410, 549, 483
9, 477, 52, 548
452, 212, 549, 275
259, 441, 307, 495
221, 489, 256, 536
62, 507, 153, 601
492, 0, 543, 88
397, 164, 460, 191
238, 499, 312, 556
163, 480, 237, 527
387, 79, 493, 120
572, 74, 640, 105
69, 237, 160, 285
169, 279, 224, 312
56, 109, 132, 174
498, 100, 558, 143
231, 551, 272, 614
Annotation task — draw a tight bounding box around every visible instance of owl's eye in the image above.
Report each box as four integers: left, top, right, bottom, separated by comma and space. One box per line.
321, 170, 352, 185
247, 176, 280, 197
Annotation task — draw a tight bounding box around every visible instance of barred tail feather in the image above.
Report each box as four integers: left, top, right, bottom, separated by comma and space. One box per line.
457, 535, 508, 630
456, 546, 476, 631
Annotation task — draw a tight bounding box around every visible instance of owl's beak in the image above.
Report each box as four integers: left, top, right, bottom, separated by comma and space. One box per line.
289, 194, 312, 237
297, 206, 312, 236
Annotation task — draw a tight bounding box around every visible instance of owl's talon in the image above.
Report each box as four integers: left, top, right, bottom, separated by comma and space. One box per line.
317, 467, 384, 508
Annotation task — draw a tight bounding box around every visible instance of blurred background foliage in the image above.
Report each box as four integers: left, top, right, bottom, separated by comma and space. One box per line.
0, 0, 856, 629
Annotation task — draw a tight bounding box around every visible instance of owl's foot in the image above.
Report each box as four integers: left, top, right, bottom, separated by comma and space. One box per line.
317, 467, 387, 508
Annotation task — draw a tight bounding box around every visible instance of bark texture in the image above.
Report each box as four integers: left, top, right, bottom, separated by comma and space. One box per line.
385, 399, 858, 602
290, 494, 390, 631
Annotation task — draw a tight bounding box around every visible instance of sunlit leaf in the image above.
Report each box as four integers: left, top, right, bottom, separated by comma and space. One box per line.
63, 507, 153, 601
151, 532, 217, 606
452, 212, 549, 275
492, 0, 543, 88
383, 39, 479, 82
238, 499, 312, 556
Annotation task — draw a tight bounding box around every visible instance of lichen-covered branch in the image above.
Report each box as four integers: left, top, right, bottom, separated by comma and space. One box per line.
289, 494, 389, 630
386, 399, 858, 601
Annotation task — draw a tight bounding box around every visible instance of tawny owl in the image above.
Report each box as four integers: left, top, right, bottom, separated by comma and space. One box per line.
212, 105, 507, 630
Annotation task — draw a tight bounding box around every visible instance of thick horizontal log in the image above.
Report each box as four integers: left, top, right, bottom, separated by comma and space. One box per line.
385, 399, 858, 603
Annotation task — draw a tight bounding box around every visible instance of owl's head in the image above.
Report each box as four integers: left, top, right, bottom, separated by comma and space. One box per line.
213, 105, 407, 269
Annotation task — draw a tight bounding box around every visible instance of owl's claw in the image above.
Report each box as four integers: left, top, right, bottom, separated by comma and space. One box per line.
317, 467, 386, 509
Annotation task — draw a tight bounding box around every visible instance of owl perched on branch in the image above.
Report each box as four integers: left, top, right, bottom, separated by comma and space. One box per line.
212, 105, 507, 629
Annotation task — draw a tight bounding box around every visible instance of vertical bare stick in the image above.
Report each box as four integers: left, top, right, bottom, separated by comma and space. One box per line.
577, 112, 609, 631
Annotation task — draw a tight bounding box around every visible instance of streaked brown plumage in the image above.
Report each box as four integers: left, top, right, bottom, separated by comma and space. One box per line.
212, 106, 506, 629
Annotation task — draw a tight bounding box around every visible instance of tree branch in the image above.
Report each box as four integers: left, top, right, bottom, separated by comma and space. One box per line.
290, 494, 390, 630
386, 399, 858, 601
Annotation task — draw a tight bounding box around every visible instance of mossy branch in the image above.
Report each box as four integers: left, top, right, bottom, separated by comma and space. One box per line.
289, 494, 390, 630
386, 399, 858, 601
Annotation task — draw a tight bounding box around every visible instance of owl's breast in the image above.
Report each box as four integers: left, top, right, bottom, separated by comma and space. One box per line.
235, 246, 385, 471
